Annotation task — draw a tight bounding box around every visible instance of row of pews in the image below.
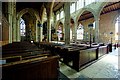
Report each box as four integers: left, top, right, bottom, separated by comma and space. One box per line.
37, 42, 110, 71
1, 42, 60, 80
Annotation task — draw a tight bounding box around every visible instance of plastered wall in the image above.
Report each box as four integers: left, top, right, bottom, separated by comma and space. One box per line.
99, 11, 118, 43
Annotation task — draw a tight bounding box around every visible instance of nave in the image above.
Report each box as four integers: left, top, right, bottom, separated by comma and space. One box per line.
1, 1, 120, 80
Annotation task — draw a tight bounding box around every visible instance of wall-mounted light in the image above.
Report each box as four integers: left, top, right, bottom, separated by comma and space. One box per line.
88, 24, 93, 28
110, 32, 113, 35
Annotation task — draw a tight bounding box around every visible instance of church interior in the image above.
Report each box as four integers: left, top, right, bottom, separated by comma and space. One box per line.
0, 0, 120, 80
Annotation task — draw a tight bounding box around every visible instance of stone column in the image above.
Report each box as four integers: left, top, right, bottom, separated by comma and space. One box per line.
0, 1, 1, 79
16, 18, 21, 42
13, 2, 17, 42
40, 22, 43, 42
95, 18, 100, 43
73, 19, 78, 43
35, 20, 38, 42
8, 2, 13, 43
37, 20, 43, 42
64, 2, 70, 45
0, 2, 1, 43
54, 13, 56, 29
53, 13, 57, 40
46, 11, 51, 42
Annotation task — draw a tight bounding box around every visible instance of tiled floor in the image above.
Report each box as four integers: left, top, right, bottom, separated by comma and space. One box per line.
59, 47, 120, 79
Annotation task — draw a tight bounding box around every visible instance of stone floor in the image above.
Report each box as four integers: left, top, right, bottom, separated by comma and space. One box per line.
59, 47, 120, 80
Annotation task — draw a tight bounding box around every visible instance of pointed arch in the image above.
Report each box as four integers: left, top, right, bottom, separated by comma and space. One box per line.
97, 2, 108, 19
16, 8, 40, 41
55, 20, 64, 32
41, 7, 47, 23
76, 7, 97, 22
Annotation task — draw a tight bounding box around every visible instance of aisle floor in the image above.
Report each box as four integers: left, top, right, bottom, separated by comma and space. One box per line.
59, 47, 120, 79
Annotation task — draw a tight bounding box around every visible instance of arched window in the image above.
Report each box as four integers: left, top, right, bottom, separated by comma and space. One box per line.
57, 23, 63, 41
85, 0, 95, 6
57, 13, 60, 21
60, 10, 64, 19
115, 15, 120, 40
76, 0, 84, 10
20, 18, 26, 36
70, 3, 75, 14
77, 24, 84, 40
93, 21, 95, 30
70, 29, 72, 40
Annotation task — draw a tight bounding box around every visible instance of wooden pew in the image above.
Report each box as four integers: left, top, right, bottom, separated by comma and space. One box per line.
2, 50, 51, 63
2, 42, 40, 52
2, 55, 60, 80
2, 41, 57, 67
96, 45, 108, 58
72, 48, 97, 71
55, 46, 97, 72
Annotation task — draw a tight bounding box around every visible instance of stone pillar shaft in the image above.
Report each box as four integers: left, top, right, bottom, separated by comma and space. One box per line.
54, 13, 56, 29
64, 2, 70, 45
16, 19, 20, 42
35, 20, 38, 42
8, 2, 13, 43
95, 19, 99, 43
47, 14, 51, 42
39, 21, 43, 42
73, 21, 77, 43
13, 2, 17, 42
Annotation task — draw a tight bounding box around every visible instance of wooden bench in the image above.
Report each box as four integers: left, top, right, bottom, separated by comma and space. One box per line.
2, 56, 22, 63
2, 55, 60, 80
72, 48, 97, 71
2, 51, 51, 62
97, 46, 108, 58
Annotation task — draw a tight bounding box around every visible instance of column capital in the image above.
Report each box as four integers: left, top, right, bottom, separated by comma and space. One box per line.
95, 16, 100, 21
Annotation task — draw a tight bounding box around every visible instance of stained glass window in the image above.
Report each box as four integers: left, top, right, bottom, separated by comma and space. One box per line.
57, 13, 60, 21
20, 18, 26, 36
85, 0, 95, 6
60, 11, 64, 19
77, 24, 84, 40
76, 0, 84, 10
